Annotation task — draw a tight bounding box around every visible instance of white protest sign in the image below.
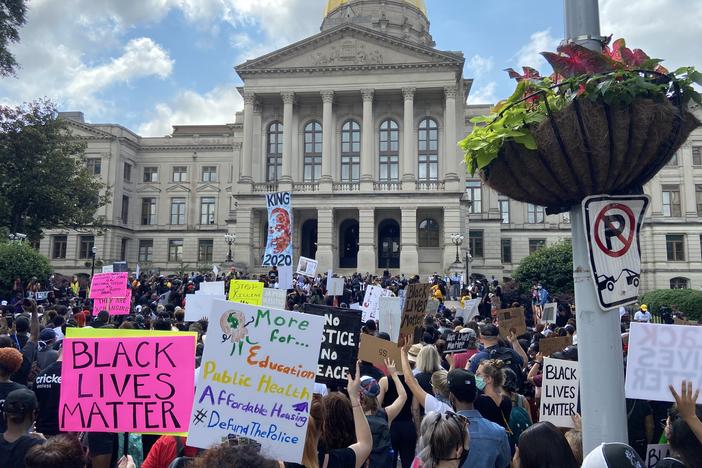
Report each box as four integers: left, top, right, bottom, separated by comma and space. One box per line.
327, 278, 344, 297
456, 298, 480, 323
101, 265, 114, 273
199, 281, 225, 297
361, 285, 384, 322
296, 256, 318, 277
379, 296, 402, 341
539, 357, 580, 428
541, 302, 558, 324
278, 265, 293, 290
262, 288, 287, 310
184, 294, 216, 321
425, 298, 440, 315
625, 323, 702, 402
350, 303, 361, 311
644, 444, 672, 468
187, 300, 325, 463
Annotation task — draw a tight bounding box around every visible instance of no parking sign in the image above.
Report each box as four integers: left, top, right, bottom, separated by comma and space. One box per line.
582, 195, 650, 309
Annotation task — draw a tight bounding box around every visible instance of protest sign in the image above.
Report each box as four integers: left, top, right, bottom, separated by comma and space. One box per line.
199, 281, 225, 297
361, 285, 384, 322
445, 332, 474, 354
89, 272, 128, 299
296, 256, 318, 277
644, 444, 672, 468
59, 335, 195, 433
399, 284, 432, 344
228, 280, 264, 305
92, 296, 131, 316
539, 335, 573, 357
303, 304, 362, 386
379, 297, 402, 342
262, 288, 287, 310
625, 323, 702, 402
262, 191, 293, 268
35, 291, 50, 301
101, 265, 114, 273
66, 328, 198, 342
673, 317, 698, 326
542, 302, 558, 324
184, 294, 217, 322
455, 298, 480, 323
497, 307, 527, 338
112, 261, 129, 273
539, 357, 580, 428
358, 333, 402, 368
327, 278, 344, 297
425, 298, 440, 315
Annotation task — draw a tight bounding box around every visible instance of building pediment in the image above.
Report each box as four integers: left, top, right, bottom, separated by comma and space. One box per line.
64, 119, 114, 140
236, 24, 463, 75
136, 184, 162, 194
196, 183, 221, 193
165, 184, 191, 193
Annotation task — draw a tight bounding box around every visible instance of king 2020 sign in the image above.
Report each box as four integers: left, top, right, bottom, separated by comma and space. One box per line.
262, 192, 293, 267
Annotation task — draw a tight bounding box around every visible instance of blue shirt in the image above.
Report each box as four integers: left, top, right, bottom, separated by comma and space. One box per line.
458, 409, 511, 468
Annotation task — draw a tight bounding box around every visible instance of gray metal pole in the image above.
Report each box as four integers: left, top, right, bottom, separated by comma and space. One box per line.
564, 0, 628, 453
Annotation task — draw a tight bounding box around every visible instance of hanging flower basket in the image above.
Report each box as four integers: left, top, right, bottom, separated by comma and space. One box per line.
461, 38, 701, 214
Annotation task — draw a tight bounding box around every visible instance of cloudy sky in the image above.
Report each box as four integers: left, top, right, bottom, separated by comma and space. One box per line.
0, 0, 699, 136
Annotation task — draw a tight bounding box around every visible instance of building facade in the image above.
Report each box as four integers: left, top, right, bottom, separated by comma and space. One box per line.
42, 0, 702, 292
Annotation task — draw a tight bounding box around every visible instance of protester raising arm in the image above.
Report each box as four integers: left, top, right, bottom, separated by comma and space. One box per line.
400, 337, 452, 414
669, 380, 702, 445
508, 331, 528, 371
382, 358, 407, 425
527, 352, 543, 386
347, 361, 373, 468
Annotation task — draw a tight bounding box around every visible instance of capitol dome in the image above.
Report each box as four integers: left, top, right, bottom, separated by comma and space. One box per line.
324, 0, 427, 16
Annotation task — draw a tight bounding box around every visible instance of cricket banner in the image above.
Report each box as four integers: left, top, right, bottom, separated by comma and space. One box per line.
262, 192, 293, 267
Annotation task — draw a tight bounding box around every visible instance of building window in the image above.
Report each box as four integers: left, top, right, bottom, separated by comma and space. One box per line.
143, 166, 159, 183
198, 239, 214, 263
696, 185, 702, 215
529, 239, 546, 254
52, 235, 67, 259
501, 239, 512, 263
200, 197, 216, 225
379, 119, 399, 182
123, 163, 132, 182
172, 166, 188, 183
418, 118, 439, 181
662, 185, 681, 217
465, 180, 482, 213
469, 230, 484, 258
417, 218, 440, 248
138, 240, 153, 262
120, 238, 128, 261
141, 198, 157, 225
168, 239, 183, 262
499, 199, 510, 224
304, 121, 322, 182
693, 146, 702, 166
267, 121, 283, 182
670, 277, 689, 289
170, 198, 186, 225
78, 235, 94, 259
120, 195, 129, 224
527, 204, 545, 224
202, 166, 218, 182
341, 120, 361, 182
86, 158, 101, 176
667, 153, 679, 166
666, 234, 685, 261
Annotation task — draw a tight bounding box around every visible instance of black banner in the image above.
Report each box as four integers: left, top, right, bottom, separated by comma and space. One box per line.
445, 332, 473, 354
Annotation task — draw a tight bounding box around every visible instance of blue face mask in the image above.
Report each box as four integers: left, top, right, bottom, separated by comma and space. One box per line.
475, 376, 486, 391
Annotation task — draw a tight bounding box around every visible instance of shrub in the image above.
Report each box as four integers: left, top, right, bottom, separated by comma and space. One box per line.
513, 240, 573, 296
0, 242, 52, 298
640, 289, 702, 321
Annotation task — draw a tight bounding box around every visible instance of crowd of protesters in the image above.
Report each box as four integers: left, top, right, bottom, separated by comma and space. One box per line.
0, 269, 700, 468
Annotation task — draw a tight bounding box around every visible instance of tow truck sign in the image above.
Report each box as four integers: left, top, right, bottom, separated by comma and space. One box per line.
582, 195, 650, 309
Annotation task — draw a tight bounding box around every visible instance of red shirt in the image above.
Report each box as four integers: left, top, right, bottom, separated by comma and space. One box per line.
141, 436, 199, 468
453, 348, 479, 370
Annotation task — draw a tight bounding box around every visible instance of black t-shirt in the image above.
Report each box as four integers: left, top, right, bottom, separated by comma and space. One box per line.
0, 434, 44, 468
475, 394, 512, 429
33, 361, 62, 436
0, 381, 26, 433
415, 372, 434, 396
318, 447, 356, 468
382, 375, 413, 422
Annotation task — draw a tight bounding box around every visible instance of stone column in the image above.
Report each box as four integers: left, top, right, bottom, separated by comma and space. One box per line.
233, 207, 254, 269
280, 91, 295, 190
681, 144, 697, 217
316, 208, 334, 272
240, 91, 255, 190
320, 90, 334, 191
400, 207, 419, 275
357, 208, 376, 273
444, 85, 460, 186
402, 87, 416, 191
360, 89, 375, 191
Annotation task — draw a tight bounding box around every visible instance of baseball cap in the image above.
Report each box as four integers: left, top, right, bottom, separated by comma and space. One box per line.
480, 324, 499, 338
640, 304, 648, 311
39, 328, 57, 342
582, 443, 644, 467
552, 345, 578, 362
360, 376, 380, 398
2, 388, 38, 415
447, 369, 477, 403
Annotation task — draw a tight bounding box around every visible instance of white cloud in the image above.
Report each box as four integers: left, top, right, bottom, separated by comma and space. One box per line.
512, 29, 559, 71
467, 82, 497, 105
465, 54, 494, 79
137, 85, 243, 136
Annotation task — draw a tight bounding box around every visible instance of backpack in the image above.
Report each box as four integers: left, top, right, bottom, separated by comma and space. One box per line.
507, 396, 532, 447
489, 346, 525, 393
366, 410, 393, 467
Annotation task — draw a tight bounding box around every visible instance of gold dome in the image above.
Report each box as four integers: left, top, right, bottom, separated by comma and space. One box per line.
324, 0, 427, 16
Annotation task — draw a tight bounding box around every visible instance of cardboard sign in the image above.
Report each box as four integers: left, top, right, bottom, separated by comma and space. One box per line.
296, 256, 318, 277
358, 334, 402, 368
445, 332, 474, 354
262, 288, 287, 310
327, 278, 344, 297
59, 336, 195, 433
425, 298, 440, 315
625, 323, 702, 402
542, 302, 558, 324
539, 335, 573, 357
184, 294, 217, 322
379, 297, 402, 342
199, 281, 225, 297
89, 272, 128, 299
228, 280, 264, 305
303, 304, 362, 386
673, 317, 698, 326
497, 307, 527, 338
187, 301, 324, 463
539, 357, 580, 428
361, 285, 384, 322
456, 298, 480, 323
399, 284, 432, 344
92, 296, 131, 316
644, 444, 672, 468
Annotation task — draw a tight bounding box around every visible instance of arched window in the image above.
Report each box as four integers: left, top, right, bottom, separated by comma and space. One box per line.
379, 119, 399, 182
418, 118, 438, 181
304, 121, 322, 182
266, 122, 283, 182
418, 218, 440, 248
670, 277, 689, 289
341, 120, 361, 182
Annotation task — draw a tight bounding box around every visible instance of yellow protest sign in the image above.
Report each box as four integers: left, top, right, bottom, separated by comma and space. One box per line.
227, 280, 264, 305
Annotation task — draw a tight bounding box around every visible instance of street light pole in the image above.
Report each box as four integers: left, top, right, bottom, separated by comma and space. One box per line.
450, 233, 464, 264
224, 233, 236, 263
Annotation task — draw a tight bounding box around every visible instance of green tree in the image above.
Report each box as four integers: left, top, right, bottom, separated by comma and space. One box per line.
0, 0, 27, 76
0, 241, 51, 297
640, 289, 702, 321
0, 100, 108, 240
513, 240, 574, 295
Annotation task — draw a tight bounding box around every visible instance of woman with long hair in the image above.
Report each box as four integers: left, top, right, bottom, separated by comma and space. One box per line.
413, 412, 470, 468
474, 359, 512, 431
512, 422, 578, 468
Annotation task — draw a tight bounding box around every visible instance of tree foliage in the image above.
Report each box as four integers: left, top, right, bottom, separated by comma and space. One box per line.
0, 100, 108, 240
640, 289, 702, 321
0, 241, 51, 298
513, 240, 573, 295
0, 0, 27, 77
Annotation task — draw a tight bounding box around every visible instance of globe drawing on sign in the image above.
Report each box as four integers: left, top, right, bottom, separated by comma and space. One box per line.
220, 310, 249, 343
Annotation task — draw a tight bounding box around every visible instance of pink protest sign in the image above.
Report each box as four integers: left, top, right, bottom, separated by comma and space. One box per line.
92, 296, 131, 316
89, 272, 128, 299
59, 336, 195, 433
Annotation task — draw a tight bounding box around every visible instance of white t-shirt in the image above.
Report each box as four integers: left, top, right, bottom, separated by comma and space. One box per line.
424, 394, 453, 414
634, 311, 651, 322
